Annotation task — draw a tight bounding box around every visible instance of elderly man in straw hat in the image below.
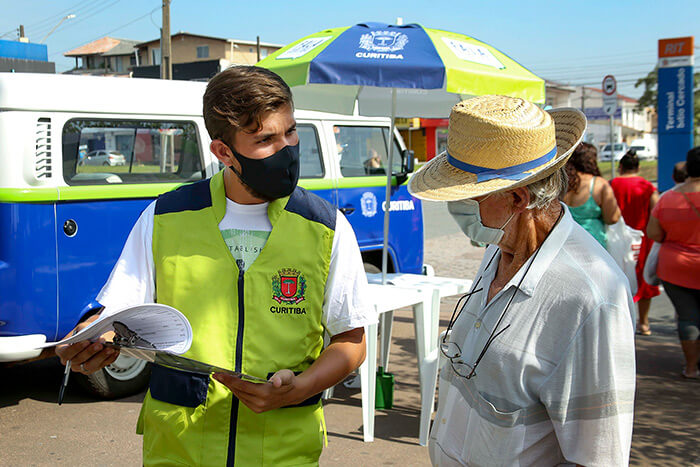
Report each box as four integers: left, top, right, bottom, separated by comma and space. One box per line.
409, 95, 635, 466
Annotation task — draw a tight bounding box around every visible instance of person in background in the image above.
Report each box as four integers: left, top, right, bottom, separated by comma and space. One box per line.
610, 150, 660, 335
364, 148, 382, 171
672, 161, 688, 188
647, 147, 700, 379
563, 142, 621, 247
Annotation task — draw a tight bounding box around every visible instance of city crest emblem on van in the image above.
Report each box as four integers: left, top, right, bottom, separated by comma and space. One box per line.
272, 268, 306, 304
360, 192, 378, 217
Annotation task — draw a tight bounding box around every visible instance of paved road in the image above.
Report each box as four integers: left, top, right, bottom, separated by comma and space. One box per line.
1, 202, 699, 466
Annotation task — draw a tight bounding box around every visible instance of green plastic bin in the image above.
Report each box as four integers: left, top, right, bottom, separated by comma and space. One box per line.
375, 366, 394, 409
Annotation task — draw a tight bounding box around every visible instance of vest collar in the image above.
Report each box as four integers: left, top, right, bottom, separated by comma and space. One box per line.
209, 169, 291, 226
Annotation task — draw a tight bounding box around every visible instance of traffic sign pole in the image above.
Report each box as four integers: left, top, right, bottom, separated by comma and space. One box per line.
602, 75, 618, 178
610, 115, 615, 178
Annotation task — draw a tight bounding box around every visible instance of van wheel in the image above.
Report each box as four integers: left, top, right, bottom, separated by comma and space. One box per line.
363, 262, 381, 274
102, 161, 109, 166
74, 354, 151, 399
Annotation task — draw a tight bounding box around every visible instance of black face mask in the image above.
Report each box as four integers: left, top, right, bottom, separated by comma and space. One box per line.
227, 143, 300, 200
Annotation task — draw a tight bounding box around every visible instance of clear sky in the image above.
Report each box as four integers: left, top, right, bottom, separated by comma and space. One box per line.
1, 0, 698, 98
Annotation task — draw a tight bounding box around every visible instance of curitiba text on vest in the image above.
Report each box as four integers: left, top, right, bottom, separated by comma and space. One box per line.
270, 305, 307, 314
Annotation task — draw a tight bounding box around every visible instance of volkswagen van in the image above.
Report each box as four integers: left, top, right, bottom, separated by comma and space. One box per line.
0, 73, 421, 397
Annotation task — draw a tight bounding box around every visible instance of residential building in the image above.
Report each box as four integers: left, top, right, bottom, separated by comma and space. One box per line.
63, 37, 140, 76
134, 32, 282, 67
570, 86, 655, 148
544, 80, 576, 108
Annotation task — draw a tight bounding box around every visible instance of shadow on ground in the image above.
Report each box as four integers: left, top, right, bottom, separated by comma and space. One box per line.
0, 357, 144, 408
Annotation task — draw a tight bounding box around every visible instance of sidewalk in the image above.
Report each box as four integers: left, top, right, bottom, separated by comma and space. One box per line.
630, 290, 700, 466
321, 233, 700, 466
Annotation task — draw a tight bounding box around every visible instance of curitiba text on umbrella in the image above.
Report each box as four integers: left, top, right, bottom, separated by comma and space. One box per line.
355, 52, 404, 60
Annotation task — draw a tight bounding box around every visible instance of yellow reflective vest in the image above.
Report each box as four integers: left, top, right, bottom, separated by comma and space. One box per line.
137, 171, 335, 466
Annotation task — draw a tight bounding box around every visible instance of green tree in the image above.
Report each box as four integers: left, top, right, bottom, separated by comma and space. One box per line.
636, 67, 700, 139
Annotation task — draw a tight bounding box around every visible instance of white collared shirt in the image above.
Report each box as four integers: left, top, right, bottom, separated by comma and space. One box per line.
430, 204, 636, 467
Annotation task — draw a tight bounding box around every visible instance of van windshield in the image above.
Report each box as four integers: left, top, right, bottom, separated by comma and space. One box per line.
334, 125, 402, 177
63, 119, 203, 185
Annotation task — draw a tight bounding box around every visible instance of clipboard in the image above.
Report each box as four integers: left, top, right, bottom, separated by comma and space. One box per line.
107, 321, 268, 384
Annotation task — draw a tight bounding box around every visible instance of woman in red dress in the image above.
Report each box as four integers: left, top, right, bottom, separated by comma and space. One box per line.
610, 151, 660, 335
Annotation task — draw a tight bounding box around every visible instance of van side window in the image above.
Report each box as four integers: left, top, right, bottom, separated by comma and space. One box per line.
298, 124, 324, 178
62, 119, 203, 185
335, 126, 401, 177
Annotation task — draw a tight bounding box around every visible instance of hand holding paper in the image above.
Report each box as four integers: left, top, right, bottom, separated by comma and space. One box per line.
54, 314, 119, 377
48, 303, 267, 383
42, 303, 193, 353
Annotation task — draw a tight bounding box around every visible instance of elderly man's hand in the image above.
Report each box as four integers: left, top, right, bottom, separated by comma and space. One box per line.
213, 369, 308, 413
55, 316, 119, 375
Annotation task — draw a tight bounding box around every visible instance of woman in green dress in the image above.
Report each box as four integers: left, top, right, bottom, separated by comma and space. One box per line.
563, 142, 621, 248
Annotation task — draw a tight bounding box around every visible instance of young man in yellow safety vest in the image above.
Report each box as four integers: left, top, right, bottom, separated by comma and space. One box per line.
56, 66, 374, 466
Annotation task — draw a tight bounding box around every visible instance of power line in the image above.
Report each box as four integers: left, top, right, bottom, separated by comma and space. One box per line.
533, 61, 655, 74
547, 70, 655, 83
536, 57, 697, 80
534, 53, 699, 76
50, 6, 160, 58
527, 49, 655, 66
0, 28, 18, 39
26, 0, 113, 36
51, 0, 122, 32
22, 0, 94, 33
547, 71, 654, 84
28, 0, 122, 39
559, 78, 644, 87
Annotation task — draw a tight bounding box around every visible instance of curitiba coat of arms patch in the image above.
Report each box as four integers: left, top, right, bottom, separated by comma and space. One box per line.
272, 268, 307, 304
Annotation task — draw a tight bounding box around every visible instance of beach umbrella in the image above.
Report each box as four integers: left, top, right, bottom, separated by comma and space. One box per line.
258, 22, 544, 281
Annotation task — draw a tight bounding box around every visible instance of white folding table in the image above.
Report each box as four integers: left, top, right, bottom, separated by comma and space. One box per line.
358, 283, 428, 442
365, 273, 472, 445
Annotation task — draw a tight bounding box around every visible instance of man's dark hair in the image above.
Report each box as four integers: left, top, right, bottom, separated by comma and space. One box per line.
687, 146, 700, 178
565, 142, 601, 192
619, 150, 639, 173
672, 161, 687, 184
203, 66, 293, 143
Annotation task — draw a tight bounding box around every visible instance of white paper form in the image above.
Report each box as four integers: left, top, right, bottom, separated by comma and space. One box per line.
37, 303, 192, 354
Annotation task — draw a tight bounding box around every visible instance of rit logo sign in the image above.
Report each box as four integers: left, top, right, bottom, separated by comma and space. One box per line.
664, 41, 686, 55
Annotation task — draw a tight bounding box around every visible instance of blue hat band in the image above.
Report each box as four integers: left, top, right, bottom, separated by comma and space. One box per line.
446, 146, 558, 183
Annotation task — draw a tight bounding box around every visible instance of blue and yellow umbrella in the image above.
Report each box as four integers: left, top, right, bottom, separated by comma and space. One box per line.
258, 22, 544, 117
259, 22, 544, 280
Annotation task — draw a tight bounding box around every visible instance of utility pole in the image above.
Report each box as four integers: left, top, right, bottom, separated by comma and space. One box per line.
610, 113, 616, 178
256, 36, 260, 62
161, 0, 172, 80
580, 86, 585, 113
18, 25, 29, 43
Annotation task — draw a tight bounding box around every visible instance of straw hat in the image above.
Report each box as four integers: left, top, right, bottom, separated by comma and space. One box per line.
408, 95, 587, 201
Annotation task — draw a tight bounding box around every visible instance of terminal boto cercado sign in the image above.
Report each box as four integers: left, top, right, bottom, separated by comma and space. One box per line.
656, 36, 695, 192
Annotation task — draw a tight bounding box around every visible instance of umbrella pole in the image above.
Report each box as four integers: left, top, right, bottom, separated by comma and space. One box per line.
381, 88, 397, 284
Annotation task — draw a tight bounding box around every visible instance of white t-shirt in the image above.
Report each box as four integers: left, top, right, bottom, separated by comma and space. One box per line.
219, 199, 272, 271
97, 198, 375, 336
